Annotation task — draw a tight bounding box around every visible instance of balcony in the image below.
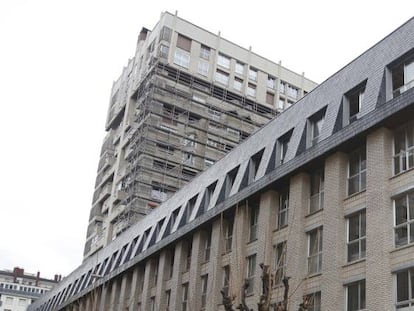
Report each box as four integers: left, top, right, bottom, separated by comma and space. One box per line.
98, 150, 115, 172
93, 183, 112, 205
114, 189, 127, 204
309, 192, 324, 214
393, 79, 414, 98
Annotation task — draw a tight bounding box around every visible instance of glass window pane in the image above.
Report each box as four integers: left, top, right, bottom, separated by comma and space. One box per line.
360, 149, 367, 170
347, 283, 359, 311
360, 171, 366, 191
396, 198, 408, 225
348, 175, 359, 195
349, 153, 360, 176
411, 269, 414, 302
396, 226, 408, 246
395, 129, 407, 154
395, 156, 402, 174
409, 194, 414, 220
361, 238, 366, 258
397, 271, 409, 302
405, 61, 414, 84
361, 212, 366, 236
360, 281, 366, 309
348, 242, 359, 262
348, 215, 360, 241
410, 223, 414, 244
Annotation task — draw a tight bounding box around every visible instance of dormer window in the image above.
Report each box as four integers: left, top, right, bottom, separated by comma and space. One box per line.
392, 58, 414, 98
308, 107, 326, 147
344, 81, 366, 125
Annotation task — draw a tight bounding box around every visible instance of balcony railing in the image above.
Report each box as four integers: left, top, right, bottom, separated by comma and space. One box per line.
393, 79, 414, 98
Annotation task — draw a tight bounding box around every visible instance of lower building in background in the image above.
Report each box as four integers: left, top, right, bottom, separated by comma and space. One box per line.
0, 267, 59, 311
29, 17, 414, 311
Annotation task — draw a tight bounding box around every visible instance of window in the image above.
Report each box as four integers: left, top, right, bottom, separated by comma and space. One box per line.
185, 239, 192, 272
204, 229, 212, 261
266, 92, 275, 105
309, 109, 325, 147
218, 53, 230, 69
277, 98, 285, 110
152, 257, 159, 286
150, 297, 156, 311
234, 77, 243, 91
198, 60, 209, 76
168, 250, 175, 279
346, 280, 365, 311
223, 265, 230, 296
277, 130, 292, 165
182, 283, 189, 311
247, 149, 263, 184
347, 84, 365, 124
267, 76, 276, 89
200, 45, 210, 60
235, 62, 244, 74
286, 84, 299, 99
247, 83, 256, 97
249, 203, 259, 242
309, 168, 324, 213
249, 68, 258, 81
160, 26, 172, 42
215, 70, 229, 86
393, 122, 414, 175
246, 254, 256, 294
174, 49, 190, 68
165, 290, 171, 310
347, 210, 366, 262
5, 297, 13, 305
394, 192, 414, 247
159, 44, 169, 58
274, 241, 286, 284
348, 147, 367, 195
201, 275, 208, 309
224, 218, 233, 253
396, 269, 414, 309
277, 188, 289, 229
392, 58, 414, 97
307, 227, 323, 274
279, 81, 286, 94
304, 291, 321, 311
176, 34, 191, 52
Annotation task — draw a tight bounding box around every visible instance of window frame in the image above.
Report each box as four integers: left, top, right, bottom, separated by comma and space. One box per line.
277, 188, 289, 229
309, 168, 324, 214
346, 280, 366, 311
347, 147, 367, 196
249, 204, 259, 242
396, 268, 414, 309
217, 53, 231, 69
346, 210, 366, 262
393, 121, 414, 175
274, 241, 286, 285
307, 227, 323, 275
246, 254, 256, 295
173, 48, 190, 69
394, 192, 414, 247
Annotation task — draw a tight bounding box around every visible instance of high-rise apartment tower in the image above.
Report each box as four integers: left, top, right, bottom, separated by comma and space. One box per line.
84, 11, 317, 258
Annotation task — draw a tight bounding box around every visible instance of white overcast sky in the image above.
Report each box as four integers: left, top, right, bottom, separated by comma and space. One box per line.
0, 0, 412, 279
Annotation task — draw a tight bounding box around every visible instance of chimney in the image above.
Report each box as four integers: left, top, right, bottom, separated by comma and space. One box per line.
138, 27, 149, 42
13, 267, 24, 282
54, 274, 59, 282
36, 271, 40, 286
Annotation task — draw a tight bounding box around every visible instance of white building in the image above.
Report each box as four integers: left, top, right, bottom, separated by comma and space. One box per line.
0, 267, 58, 311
